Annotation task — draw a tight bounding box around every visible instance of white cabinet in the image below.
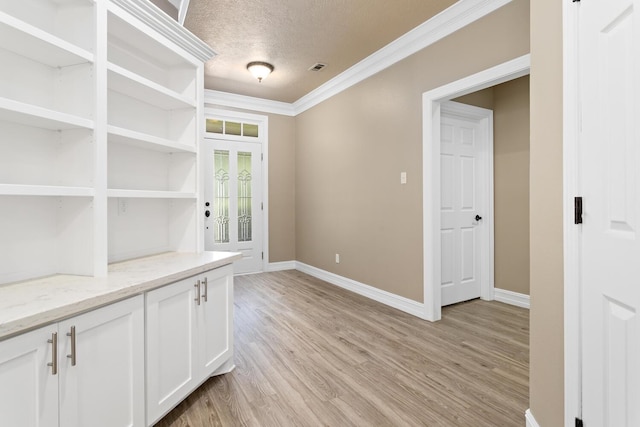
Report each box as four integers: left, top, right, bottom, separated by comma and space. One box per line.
0, 0, 214, 286
0, 325, 58, 427
199, 265, 234, 376
146, 264, 233, 425
0, 296, 145, 427
58, 295, 145, 427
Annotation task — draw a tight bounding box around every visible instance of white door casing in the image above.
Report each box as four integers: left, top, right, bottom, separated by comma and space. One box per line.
566, 0, 640, 425
203, 139, 263, 274
440, 102, 490, 306
422, 55, 530, 321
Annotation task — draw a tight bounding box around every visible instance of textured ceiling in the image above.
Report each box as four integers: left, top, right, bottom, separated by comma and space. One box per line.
184, 0, 458, 103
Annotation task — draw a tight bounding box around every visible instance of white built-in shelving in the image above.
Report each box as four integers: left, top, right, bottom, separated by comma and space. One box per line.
0, 0, 214, 285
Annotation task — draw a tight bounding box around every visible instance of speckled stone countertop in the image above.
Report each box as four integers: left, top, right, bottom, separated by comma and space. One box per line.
0, 251, 241, 340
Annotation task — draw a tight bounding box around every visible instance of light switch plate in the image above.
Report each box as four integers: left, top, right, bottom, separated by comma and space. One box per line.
400, 172, 407, 184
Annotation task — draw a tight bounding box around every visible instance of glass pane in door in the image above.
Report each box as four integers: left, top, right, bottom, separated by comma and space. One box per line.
237, 151, 252, 242
214, 150, 230, 243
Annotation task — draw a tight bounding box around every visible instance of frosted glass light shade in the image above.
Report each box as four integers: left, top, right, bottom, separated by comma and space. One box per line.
247, 62, 273, 82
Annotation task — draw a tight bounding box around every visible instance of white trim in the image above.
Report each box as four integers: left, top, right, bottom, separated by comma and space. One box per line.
292, 0, 513, 114
109, 0, 215, 63
563, 0, 582, 425
525, 409, 541, 427
266, 261, 296, 272
422, 54, 531, 322
177, 0, 190, 25
202, 1, 513, 117
295, 262, 427, 319
494, 288, 530, 309
204, 90, 296, 116
202, 108, 270, 273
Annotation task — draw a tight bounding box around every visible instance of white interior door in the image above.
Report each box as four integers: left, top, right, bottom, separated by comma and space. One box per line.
440, 103, 487, 306
203, 138, 263, 274
579, 0, 640, 425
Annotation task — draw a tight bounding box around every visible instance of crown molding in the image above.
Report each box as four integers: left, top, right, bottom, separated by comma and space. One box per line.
109, 0, 215, 63
292, 0, 513, 114
204, 90, 296, 116
205, 0, 513, 117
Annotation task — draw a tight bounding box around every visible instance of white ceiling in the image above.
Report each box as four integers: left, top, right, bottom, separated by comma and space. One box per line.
183, 0, 458, 103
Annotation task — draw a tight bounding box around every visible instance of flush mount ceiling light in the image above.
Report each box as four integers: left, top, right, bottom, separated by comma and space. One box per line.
247, 61, 274, 83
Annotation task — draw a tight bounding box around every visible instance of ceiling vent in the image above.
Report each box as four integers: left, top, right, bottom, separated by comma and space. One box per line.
308, 63, 327, 72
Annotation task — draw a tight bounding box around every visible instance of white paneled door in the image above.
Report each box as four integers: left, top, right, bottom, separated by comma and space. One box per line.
440, 102, 489, 306
579, 0, 640, 425
203, 138, 263, 274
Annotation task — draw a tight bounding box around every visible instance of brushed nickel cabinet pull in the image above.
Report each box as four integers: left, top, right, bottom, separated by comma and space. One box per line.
67, 326, 76, 366
195, 280, 201, 305
202, 277, 208, 302
47, 332, 58, 375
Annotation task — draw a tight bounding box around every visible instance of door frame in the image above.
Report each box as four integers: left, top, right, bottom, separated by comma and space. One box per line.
202, 108, 269, 273
421, 54, 530, 322
440, 100, 494, 307
563, 1, 581, 425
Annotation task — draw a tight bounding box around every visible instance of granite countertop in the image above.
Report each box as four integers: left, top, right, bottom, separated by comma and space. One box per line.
0, 251, 242, 340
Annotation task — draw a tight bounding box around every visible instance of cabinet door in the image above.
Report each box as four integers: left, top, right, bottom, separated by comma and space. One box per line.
58, 296, 145, 427
199, 264, 233, 377
0, 326, 58, 427
146, 277, 199, 424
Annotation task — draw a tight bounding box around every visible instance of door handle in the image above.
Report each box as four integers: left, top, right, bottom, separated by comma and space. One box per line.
205, 210, 210, 218
475, 215, 483, 221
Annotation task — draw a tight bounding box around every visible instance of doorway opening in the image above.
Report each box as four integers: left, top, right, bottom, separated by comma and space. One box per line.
421, 54, 530, 321
203, 108, 269, 274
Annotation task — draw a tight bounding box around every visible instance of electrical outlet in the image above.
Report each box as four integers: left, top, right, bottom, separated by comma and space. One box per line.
118, 198, 128, 216
335, 254, 340, 264
400, 172, 407, 184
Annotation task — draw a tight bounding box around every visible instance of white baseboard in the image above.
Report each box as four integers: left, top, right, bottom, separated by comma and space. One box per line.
525, 409, 540, 427
265, 261, 296, 272
295, 262, 426, 318
494, 288, 530, 309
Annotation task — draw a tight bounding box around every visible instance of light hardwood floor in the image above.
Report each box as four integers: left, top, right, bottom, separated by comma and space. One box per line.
155, 270, 529, 427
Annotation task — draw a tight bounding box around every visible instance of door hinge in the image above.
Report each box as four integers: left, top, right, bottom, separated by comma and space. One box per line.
261, 202, 263, 210
575, 417, 583, 427
261, 153, 263, 161
574, 196, 583, 224
261, 252, 264, 260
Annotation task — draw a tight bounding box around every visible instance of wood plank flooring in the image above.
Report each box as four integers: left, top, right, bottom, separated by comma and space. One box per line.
155, 270, 529, 427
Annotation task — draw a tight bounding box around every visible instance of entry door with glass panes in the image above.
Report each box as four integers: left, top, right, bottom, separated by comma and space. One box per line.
203, 122, 263, 274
